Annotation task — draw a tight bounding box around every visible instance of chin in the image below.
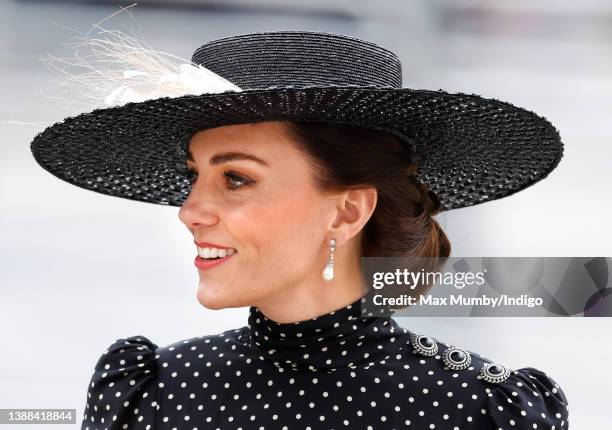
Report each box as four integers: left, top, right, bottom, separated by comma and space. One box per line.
196, 283, 238, 310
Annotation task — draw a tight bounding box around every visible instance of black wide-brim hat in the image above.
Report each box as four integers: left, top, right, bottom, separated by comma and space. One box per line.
30, 30, 563, 211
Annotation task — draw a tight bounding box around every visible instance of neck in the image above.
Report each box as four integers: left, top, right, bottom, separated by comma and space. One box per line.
252, 252, 367, 324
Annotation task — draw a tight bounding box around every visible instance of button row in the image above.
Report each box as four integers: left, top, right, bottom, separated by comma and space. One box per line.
409, 332, 511, 383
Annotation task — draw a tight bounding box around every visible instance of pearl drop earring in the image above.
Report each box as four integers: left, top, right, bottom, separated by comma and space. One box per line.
322, 238, 336, 282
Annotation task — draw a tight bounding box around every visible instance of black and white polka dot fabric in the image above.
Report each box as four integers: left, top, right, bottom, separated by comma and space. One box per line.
81, 295, 569, 429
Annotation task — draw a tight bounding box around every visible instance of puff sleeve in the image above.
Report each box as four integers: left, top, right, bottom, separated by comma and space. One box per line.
486, 366, 569, 429
81, 335, 160, 430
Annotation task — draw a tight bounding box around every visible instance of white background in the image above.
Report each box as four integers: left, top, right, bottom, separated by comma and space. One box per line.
1, 0, 611, 427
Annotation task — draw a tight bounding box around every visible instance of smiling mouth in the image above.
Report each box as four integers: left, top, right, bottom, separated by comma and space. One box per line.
194, 251, 237, 270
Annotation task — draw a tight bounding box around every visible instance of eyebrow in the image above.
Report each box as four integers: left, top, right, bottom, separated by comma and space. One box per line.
187, 150, 269, 168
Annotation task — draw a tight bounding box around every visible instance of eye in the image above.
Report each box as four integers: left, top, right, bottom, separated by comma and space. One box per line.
224, 171, 252, 191
186, 169, 252, 191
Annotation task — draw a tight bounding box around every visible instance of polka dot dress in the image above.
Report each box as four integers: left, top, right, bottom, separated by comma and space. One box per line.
81, 295, 569, 429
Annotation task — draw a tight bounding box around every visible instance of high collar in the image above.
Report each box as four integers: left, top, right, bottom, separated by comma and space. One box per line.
246, 294, 407, 372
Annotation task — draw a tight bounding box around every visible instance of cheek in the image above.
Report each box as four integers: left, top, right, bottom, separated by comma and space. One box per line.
229, 188, 324, 260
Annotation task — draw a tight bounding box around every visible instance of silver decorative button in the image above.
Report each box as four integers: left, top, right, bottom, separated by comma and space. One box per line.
442, 347, 471, 370
480, 362, 511, 383
409, 333, 438, 357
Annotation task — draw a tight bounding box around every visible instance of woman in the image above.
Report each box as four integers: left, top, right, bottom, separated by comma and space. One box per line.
30, 31, 569, 429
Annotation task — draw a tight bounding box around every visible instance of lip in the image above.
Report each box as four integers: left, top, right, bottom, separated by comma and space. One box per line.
194, 240, 236, 250
194, 252, 236, 271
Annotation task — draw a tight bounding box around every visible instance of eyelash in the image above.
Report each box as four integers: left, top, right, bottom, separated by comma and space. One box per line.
187, 169, 252, 191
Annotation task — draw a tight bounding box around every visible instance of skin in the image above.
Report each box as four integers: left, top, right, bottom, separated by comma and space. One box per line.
178, 121, 377, 323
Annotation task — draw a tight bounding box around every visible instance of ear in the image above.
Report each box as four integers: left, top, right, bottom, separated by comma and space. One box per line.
329, 187, 378, 246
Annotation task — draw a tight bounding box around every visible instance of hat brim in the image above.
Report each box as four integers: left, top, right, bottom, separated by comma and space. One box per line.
30, 86, 563, 211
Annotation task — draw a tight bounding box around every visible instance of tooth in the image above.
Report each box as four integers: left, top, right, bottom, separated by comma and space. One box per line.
210, 248, 218, 258
203, 248, 211, 258
227, 249, 235, 256
217, 249, 227, 258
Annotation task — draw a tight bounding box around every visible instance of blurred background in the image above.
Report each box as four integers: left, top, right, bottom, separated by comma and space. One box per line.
1, 0, 611, 428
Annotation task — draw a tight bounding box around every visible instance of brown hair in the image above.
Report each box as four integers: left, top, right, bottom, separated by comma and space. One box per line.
283, 120, 451, 304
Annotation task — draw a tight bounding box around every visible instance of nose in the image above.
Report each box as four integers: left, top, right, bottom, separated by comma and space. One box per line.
178, 188, 220, 230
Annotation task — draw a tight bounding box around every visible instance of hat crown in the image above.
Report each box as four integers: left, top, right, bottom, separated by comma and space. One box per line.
191, 31, 402, 90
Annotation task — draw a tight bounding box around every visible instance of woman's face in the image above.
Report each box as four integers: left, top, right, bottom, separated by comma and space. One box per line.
179, 121, 347, 311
